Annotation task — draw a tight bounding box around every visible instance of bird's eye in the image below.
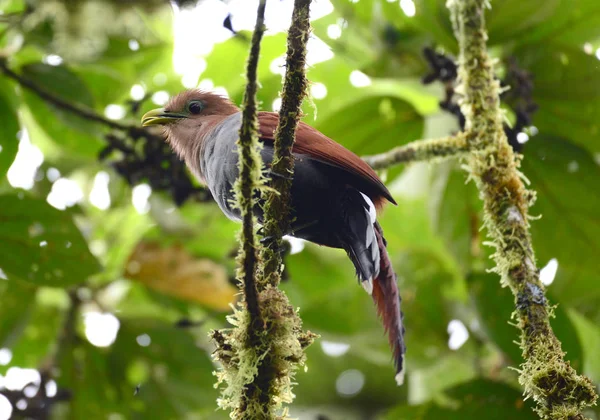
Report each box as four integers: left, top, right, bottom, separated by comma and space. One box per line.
188, 100, 204, 115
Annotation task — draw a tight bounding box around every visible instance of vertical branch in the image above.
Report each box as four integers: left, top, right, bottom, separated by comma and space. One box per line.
448, 0, 597, 418
212, 2, 316, 418
259, 0, 312, 288
234, 0, 267, 331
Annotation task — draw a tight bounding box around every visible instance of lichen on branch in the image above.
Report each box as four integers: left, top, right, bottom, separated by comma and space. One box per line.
447, 0, 597, 418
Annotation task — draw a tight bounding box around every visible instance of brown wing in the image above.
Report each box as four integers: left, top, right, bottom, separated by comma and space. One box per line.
257, 112, 396, 208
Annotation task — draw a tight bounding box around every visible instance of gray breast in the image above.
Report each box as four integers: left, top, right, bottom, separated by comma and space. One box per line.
199, 112, 244, 221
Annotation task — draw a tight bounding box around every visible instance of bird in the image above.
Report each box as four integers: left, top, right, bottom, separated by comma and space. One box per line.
142, 90, 406, 385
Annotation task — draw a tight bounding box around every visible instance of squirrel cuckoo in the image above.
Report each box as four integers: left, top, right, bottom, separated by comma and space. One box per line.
142, 90, 406, 384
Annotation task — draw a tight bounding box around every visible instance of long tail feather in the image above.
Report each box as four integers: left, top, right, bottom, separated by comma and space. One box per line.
372, 222, 406, 385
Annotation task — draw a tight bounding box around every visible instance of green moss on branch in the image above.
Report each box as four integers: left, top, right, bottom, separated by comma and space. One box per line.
259, 0, 312, 288
447, 0, 597, 418
362, 133, 469, 169
212, 1, 316, 418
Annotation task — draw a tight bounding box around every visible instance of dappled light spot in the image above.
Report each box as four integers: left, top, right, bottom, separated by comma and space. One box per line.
213, 86, 229, 98
89, 239, 108, 258
39, 241, 47, 247
320, 340, 350, 357
3, 368, 40, 392
400, 0, 416, 17
310, 82, 327, 100
130, 84, 145, 101
153, 73, 168, 86
151, 91, 169, 106
327, 24, 342, 40
46, 167, 61, 182
136, 334, 152, 347
447, 319, 469, 350
42, 54, 63, 66
272, 98, 282, 112
0, 268, 7, 280
516, 132, 529, 144
584, 43, 593, 54
46, 178, 84, 210
307, 36, 334, 66
0, 394, 11, 420
198, 78, 214, 91
336, 369, 365, 397
132, 184, 152, 214
270, 55, 286, 76
349, 70, 371, 87
15, 399, 26, 411
0, 349, 12, 366
84, 312, 120, 348
89, 171, 111, 210
104, 104, 126, 120
128, 39, 140, 51
45, 380, 57, 398
540, 258, 558, 286
7, 129, 44, 190
596, 48, 600, 60
567, 161, 579, 173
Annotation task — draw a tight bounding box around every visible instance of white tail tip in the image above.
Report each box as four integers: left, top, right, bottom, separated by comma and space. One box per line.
361, 278, 373, 295
395, 369, 405, 386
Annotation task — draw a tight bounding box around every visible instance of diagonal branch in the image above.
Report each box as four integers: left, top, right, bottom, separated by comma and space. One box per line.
362, 132, 469, 169
448, 0, 597, 418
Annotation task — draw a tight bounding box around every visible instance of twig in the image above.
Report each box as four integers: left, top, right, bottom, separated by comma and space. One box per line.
259, 0, 311, 288
362, 133, 469, 169
448, 0, 597, 418
0, 60, 134, 131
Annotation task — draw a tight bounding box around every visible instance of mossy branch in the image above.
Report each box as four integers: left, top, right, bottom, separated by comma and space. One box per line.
259, 0, 312, 288
211, 1, 316, 418
448, 0, 597, 418
362, 132, 469, 169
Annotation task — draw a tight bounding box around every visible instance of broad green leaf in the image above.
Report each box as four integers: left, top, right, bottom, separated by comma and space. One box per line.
468, 272, 583, 371
429, 163, 482, 274
3, 299, 64, 372
383, 379, 535, 419
107, 318, 220, 418
314, 95, 424, 162
202, 32, 287, 98
516, 46, 600, 154
522, 137, 600, 305
20, 63, 105, 158
0, 278, 36, 349
0, 79, 20, 177
568, 309, 600, 383
0, 194, 100, 287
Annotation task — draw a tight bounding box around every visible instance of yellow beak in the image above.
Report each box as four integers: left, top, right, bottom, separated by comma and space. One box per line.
141, 108, 186, 127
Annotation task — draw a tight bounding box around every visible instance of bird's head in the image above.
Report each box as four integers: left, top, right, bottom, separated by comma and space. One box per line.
141, 89, 239, 177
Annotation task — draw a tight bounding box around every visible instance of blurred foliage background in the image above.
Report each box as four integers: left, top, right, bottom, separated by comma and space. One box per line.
0, 0, 599, 419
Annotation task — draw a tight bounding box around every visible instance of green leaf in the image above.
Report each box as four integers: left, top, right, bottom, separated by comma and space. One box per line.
383, 379, 536, 419
522, 137, 600, 305
0, 194, 100, 287
314, 95, 424, 160
568, 309, 600, 383
468, 272, 583, 371
107, 318, 220, 418
0, 279, 36, 349
0, 79, 20, 178
516, 46, 600, 154
20, 63, 105, 158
